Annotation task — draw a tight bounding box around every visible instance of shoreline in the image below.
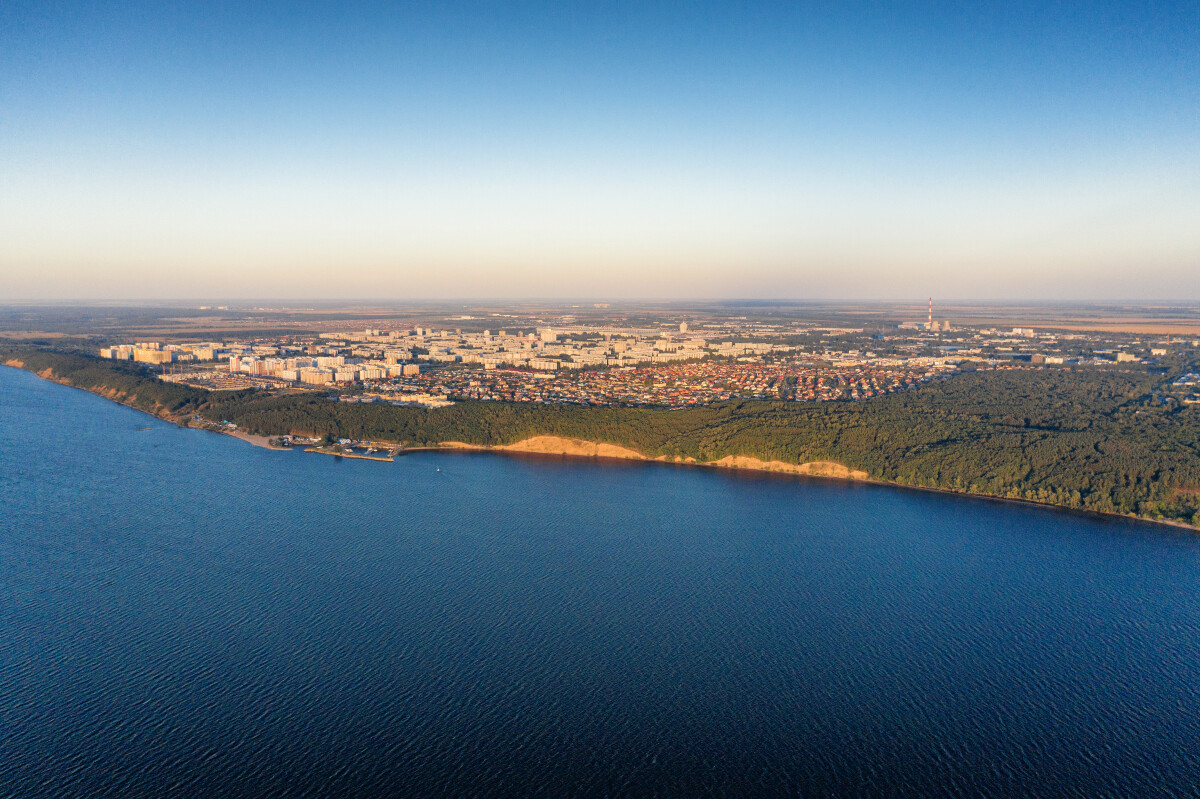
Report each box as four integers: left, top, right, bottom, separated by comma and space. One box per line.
220, 428, 294, 450
304, 447, 395, 462
431, 437, 869, 479
407, 440, 1199, 534
4, 364, 1194, 534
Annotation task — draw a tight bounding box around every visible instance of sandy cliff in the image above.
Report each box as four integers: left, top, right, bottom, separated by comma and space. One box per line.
704, 455, 869, 479
438, 436, 867, 479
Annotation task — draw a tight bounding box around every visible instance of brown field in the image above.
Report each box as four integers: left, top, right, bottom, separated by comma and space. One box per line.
1020, 321, 1200, 335
0, 331, 67, 339
892, 305, 1200, 336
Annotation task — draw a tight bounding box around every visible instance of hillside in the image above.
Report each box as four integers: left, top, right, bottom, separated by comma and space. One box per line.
4, 345, 1199, 527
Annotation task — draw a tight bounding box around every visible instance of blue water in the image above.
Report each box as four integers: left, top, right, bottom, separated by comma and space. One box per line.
2, 366, 1199, 797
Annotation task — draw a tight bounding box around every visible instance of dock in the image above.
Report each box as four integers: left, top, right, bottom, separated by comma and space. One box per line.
303, 447, 394, 462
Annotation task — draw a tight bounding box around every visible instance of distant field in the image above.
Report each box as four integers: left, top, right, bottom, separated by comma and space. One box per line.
860, 304, 1200, 335
1021, 322, 1200, 335
1, 301, 1197, 338
0, 331, 66, 339
698, 301, 1200, 336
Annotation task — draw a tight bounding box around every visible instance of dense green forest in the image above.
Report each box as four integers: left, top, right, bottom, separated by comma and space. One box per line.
2, 347, 214, 415
5, 345, 1199, 526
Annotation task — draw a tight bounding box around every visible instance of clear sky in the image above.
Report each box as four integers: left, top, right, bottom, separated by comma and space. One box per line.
2, 1, 1197, 300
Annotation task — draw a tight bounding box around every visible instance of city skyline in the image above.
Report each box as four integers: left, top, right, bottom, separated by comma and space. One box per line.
2, 1, 1197, 300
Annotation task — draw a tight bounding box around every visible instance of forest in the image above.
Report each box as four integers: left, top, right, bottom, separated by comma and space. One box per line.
5, 344, 1199, 526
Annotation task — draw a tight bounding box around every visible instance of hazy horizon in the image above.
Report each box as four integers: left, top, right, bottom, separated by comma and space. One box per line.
3, 2, 1197, 300
6, 298, 1200, 313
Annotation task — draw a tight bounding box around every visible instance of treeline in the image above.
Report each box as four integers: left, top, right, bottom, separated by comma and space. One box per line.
0, 345, 226, 417
200, 369, 1200, 524
4, 344, 1199, 526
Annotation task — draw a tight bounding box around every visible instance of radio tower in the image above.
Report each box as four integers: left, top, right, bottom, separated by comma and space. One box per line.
928, 297, 933, 329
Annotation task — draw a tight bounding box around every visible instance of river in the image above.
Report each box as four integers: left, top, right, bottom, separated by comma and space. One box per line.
2, 365, 1198, 796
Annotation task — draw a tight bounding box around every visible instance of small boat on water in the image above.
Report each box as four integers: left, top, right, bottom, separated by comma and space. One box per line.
137, 427, 152, 431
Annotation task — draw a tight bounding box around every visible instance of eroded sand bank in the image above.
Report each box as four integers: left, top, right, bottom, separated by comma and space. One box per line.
438, 436, 867, 479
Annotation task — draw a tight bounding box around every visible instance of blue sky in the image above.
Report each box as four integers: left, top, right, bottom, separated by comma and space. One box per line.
2, 1, 1197, 299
